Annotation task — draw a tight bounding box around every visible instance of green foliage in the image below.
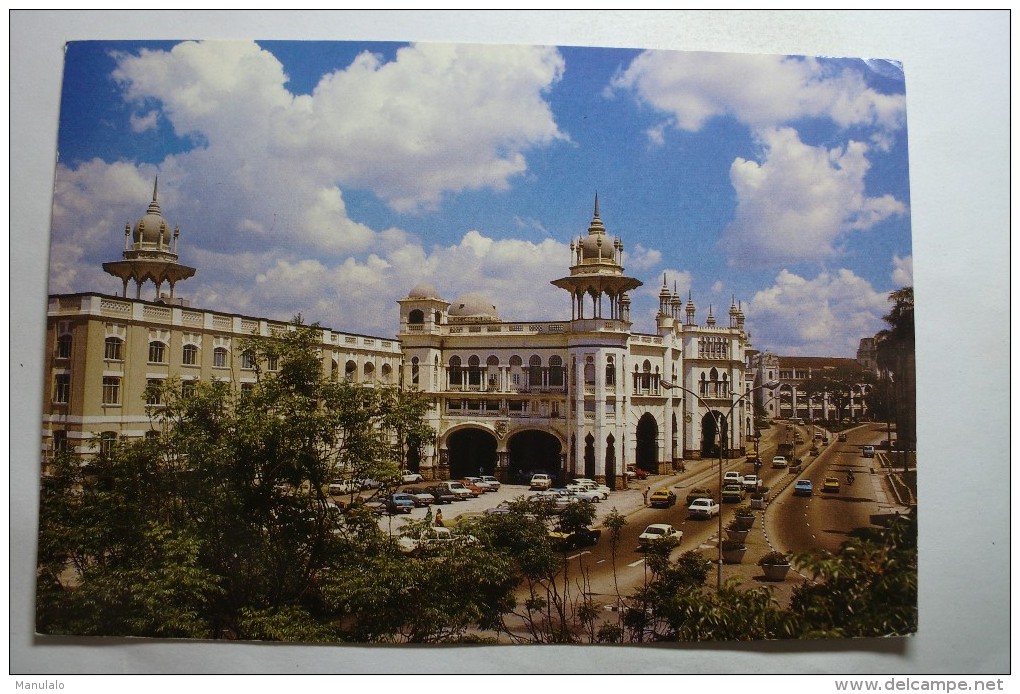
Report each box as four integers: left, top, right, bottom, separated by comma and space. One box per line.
758, 551, 789, 567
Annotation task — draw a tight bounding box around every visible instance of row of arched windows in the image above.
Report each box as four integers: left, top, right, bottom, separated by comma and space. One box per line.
698, 337, 730, 359
331, 359, 393, 384
447, 355, 565, 390
698, 367, 729, 397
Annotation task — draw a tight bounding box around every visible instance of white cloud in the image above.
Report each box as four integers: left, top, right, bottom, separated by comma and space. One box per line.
746, 268, 888, 356
610, 51, 905, 135
624, 243, 662, 271
719, 128, 907, 266
892, 254, 913, 286
129, 110, 159, 133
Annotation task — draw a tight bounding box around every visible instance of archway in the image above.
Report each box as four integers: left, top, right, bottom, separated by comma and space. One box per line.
605, 434, 617, 490
701, 411, 727, 458
584, 433, 596, 479
636, 413, 658, 471
447, 428, 498, 479
508, 429, 562, 484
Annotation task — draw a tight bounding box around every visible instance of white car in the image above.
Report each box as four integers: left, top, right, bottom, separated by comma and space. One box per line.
862, 445, 876, 458
400, 470, 424, 484
566, 487, 602, 503
771, 456, 788, 468
463, 476, 496, 492
723, 471, 743, 487
478, 475, 501, 491
397, 526, 479, 554
742, 474, 762, 492
570, 479, 611, 499
638, 523, 682, 549
530, 473, 553, 490
687, 498, 720, 519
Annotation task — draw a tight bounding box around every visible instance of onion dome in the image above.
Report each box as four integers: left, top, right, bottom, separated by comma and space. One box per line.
133, 179, 173, 246
449, 292, 499, 320
578, 193, 618, 262
407, 283, 442, 300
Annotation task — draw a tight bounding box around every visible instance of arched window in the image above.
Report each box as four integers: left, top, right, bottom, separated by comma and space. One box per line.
411, 356, 420, 385
486, 356, 500, 389
699, 372, 707, 396
509, 355, 523, 388
605, 356, 615, 386
408, 309, 425, 325
584, 356, 595, 385
529, 355, 543, 388
182, 343, 198, 365
449, 356, 463, 387
213, 347, 228, 368
435, 310, 443, 324
467, 355, 481, 387
104, 337, 123, 361
241, 349, 256, 370
642, 360, 652, 391
330, 359, 339, 381
148, 341, 167, 364
722, 372, 729, 396
345, 360, 357, 382
364, 362, 375, 380
549, 355, 564, 387
381, 364, 392, 383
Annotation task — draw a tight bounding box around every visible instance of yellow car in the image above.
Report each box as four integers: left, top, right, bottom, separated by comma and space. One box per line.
822, 477, 841, 493
649, 488, 677, 508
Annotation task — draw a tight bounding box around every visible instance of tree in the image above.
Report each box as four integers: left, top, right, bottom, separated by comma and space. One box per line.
875, 287, 915, 453
801, 364, 874, 421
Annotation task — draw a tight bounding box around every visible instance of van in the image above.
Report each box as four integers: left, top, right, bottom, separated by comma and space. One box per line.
862, 445, 876, 458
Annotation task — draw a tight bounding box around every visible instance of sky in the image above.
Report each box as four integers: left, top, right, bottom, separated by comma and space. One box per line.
48, 40, 912, 357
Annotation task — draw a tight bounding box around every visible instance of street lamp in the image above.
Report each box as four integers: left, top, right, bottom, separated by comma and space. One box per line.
662, 378, 780, 591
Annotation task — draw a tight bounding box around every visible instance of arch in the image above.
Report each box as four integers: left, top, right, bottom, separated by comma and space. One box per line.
636, 413, 658, 471
411, 356, 420, 385
380, 363, 392, 383
549, 355, 564, 387
583, 432, 596, 479
104, 336, 123, 360
345, 359, 357, 382
486, 355, 500, 389
509, 429, 562, 483
449, 356, 463, 387
528, 355, 542, 387
467, 354, 482, 387
408, 309, 425, 324
605, 433, 617, 489
447, 427, 498, 479
605, 355, 616, 386
701, 411, 727, 458
584, 356, 595, 385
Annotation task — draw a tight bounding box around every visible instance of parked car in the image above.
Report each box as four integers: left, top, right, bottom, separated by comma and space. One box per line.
638, 523, 682, 549
569, 480, 610, 499
862, 445, 876, 458
440, 480, 474, 500
687, 498, 720, 519
530, 473, 553, 491
398, 526, 479, 554
478, 475, 501, 492
462, 476, 496, 493
327, 479, 357, 496
547, 525, 602, 550
822, 477, 841, 493
424, 485, 458, 504
401, 488, 435, 507
793, 479, 814, 497
838, 433, 848, 442
685, 486, 713, 506
383, 493, 415, 514
723, 471, 743, 487
625, 466, 651, 480
457, 479, 485, 497
721, 484, 745, 503
742, 474, 762, 492
400, 470, 424, 484
771, 456, 788, 468
648, 488, 677, 508
566, 487, 602, 503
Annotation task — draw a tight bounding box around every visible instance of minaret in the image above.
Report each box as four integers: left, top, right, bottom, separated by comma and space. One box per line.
658, 274, 671, 316
685, 291, 696, 325
670, 282, 682, 321
729, 296, 739, 328
102, 178, 196, 302
706, 304, 716, 327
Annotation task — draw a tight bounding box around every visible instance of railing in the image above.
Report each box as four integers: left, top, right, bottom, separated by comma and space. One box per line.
101, 299, 131, 314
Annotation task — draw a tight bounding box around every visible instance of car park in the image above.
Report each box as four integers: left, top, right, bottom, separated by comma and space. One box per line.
685, 486, 713, 506
648, 488, 677, 508
771, 456, 788, 468
721, 484, 745, 503
793, 480, 813, 496
638, 523, 682, 549
687, 498, 720, 519
862, 445, 876, 458
822, 477, 841, 493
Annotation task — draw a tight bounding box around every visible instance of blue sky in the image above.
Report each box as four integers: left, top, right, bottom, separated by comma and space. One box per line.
49, 40, 912, 356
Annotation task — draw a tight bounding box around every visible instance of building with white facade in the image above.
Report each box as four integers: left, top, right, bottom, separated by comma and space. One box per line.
42, 189, 753, 489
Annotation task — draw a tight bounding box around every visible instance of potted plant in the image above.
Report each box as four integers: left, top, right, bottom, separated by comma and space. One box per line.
725, 517, 749, 543
732, 504, 755, 530
758, 550, 792, 581
720, 539, 747, 564
749, 491, 767, 510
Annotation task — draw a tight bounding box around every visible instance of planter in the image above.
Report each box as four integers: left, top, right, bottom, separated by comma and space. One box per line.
725, 528, 749, 542
761, 563, 792, 581
733, 514, 755, 531
750, 497, 766, 510
721, 547, 747, 564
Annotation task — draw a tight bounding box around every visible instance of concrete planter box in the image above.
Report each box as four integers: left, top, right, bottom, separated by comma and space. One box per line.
761, 563, 792, 581
721, 546, 747, 564
733, 514, 755, 531
725, 528, 749, 543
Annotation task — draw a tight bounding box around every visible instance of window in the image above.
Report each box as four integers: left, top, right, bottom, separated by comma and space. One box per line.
241, 350, 256, 370
364, 362, 375, 380
408, 309, 425, 324
102, 376, 121, 405
104, 337, 123, 360
181, 380, 197, 398
411, 356, 420, 385
267, 354, 279, 371
529, 355, 543, 388
53, 374, 70, 404
381, 364, 392, 383
182, 343, 198, 365
148, 341, 166, 364
549, 355, 564, 387
449, 356, 463, 387
605, 357, 616, 386
240, 382, 254, 397
213, 347, 228, 368
345, 360, 357, 382
99, 431, 117, 457
146, 378, 163, 406
52, 430, 68, 455
56, 334, 72, 360
467, 355, 481, 387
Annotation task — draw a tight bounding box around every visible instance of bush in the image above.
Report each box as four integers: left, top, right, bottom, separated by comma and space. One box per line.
721, 539, 746, 551
734, 504, 754, 517
758, 551, 789, 567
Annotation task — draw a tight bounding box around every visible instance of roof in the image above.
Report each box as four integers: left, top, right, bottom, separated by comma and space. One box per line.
776, 356, 860, 370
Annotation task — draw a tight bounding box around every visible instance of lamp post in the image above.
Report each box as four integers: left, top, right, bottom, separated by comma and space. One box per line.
662, 378, 780, 591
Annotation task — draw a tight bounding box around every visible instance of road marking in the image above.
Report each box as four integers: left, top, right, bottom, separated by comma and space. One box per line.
567, 551, 592, 561
627, 558, 646, 568
596, 559, 606, 564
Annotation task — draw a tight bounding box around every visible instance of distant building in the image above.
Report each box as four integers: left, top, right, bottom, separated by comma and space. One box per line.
43, 188, 755, 488
856, 337, 879, 374
750, 353, 870, 422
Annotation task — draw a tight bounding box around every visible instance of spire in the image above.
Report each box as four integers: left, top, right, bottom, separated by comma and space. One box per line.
146, 176, 162, 217
594, 191, 600, 219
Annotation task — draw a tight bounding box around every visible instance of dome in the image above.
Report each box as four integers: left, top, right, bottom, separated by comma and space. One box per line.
407, 282, 441, 300
579, 232, 616, 262
449, 292, 498, 319
134, 212, 172, 246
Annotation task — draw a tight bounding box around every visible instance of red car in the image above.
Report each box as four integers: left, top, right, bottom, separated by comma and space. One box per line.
626, 467, 651, 480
